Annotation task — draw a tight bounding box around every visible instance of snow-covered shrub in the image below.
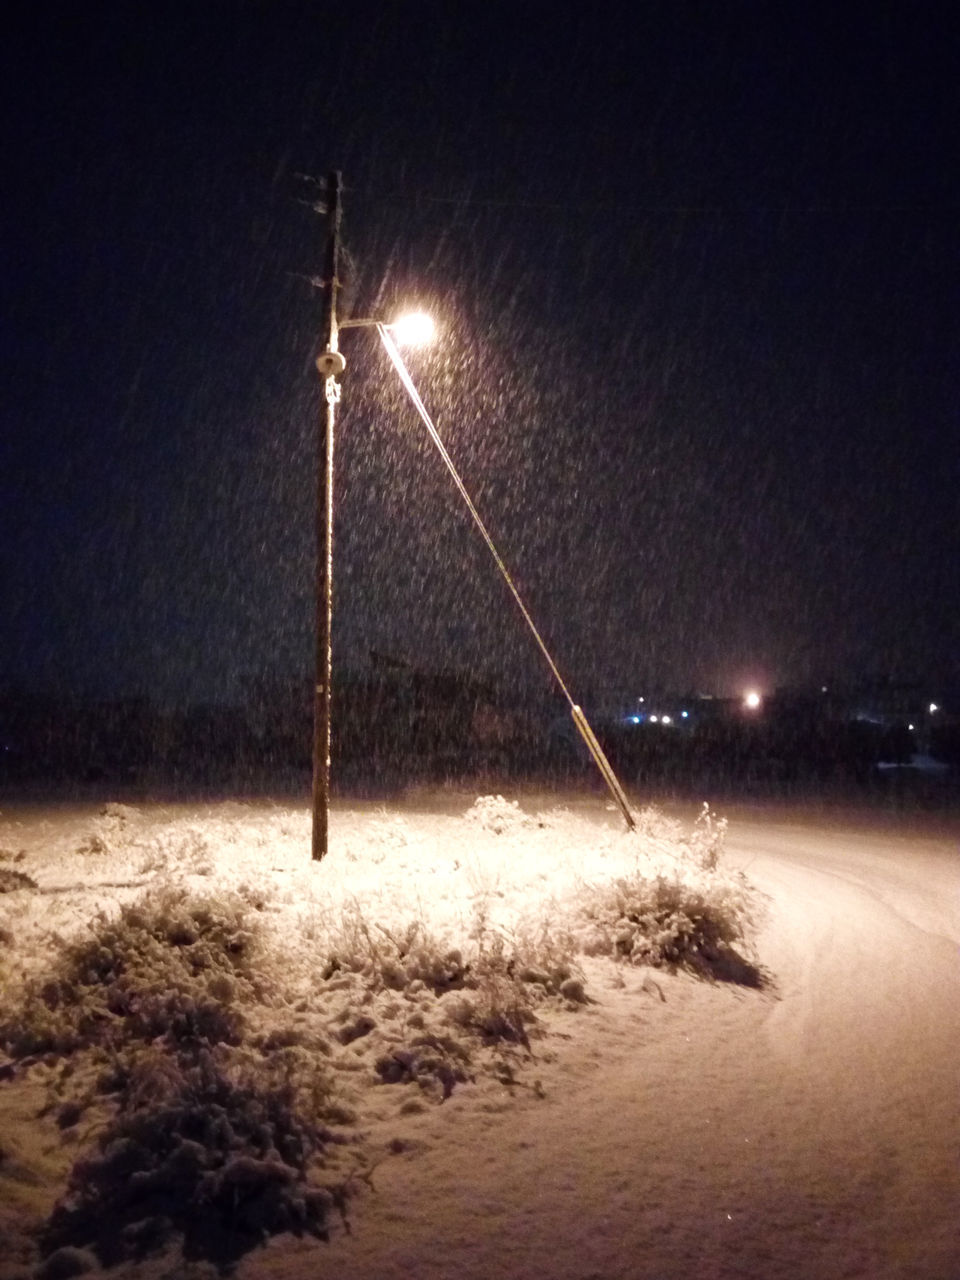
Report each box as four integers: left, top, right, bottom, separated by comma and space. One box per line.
100, 802, 141, 825
374, 1030, 473, 1099
624, 803, 728, 872
441, 977, 536, 1046
0, 866, 38, 893
363, 813, 414, 860
136, 823, 214, 876
687, 802, 728, 871
326, 897, 579, 997
322, 905, 469, 995
452, 916, 582, 1043
75, 832, 109, 857
575, 859, 761, 984
41, 1046, 342, 1269
73, 803, 143, 860
0, 887, 263, 1058
498, 917, 580, 996
464, 794, 532, 835
319, 896, 582, 1065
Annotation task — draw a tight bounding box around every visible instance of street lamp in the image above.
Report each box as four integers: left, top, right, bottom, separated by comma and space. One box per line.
311, 174, 436, 860
343, 311, 436, 346
310, 173, 635, 854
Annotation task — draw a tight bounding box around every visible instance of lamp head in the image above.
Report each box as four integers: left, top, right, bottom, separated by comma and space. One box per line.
389, 311, 435, 346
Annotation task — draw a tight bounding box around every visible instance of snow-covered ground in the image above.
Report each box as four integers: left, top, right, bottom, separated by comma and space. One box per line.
0, 791, 957, 1279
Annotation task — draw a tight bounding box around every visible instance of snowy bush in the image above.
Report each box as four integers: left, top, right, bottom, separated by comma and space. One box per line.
574, 857, 761, 984
464, 794, 532, 835
624, 802, 729, 872
373, 1030, 473, 1099
100, 802, 141, 825
321, 899, 581, 1031
0, 866, 38, 893
0, 887, 263, 1058
321, 906, 470, 995
41, 1046, 343, 1268
73, 803, 144, 860
0, 879, 362, 1271
465, 915, 585, 1040
687, 802, 729, 871
135, 823, 215, 876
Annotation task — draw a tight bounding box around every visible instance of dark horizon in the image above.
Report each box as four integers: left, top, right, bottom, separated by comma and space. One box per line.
3, 3, 958, 708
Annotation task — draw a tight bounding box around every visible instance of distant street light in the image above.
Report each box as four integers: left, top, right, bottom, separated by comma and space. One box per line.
311, 174, 436, 860
743, 690, 762, 711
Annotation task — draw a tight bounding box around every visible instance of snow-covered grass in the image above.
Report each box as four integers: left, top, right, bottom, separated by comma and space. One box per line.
0, 794, 762, 1276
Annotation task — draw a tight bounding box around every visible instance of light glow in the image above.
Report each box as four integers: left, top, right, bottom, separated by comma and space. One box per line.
389, 311, 435, 346
744, 690, 762, 710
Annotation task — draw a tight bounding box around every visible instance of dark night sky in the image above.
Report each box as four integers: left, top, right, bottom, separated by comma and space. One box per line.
2, 2, 958, 707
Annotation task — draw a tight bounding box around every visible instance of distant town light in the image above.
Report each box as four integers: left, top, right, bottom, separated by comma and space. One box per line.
681, 710, 689, 719
650, 714, 659, 723
929, 702, 939, 714
662, 714, 672, 725
744, 690, 762, 710
908, 723, 915, 731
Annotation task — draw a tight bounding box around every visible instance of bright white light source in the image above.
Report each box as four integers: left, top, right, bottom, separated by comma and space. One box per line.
650, 714, 659, 723
390, 311, 435, 345
744, 690, 762, 710
908, 723, 915, 732
929, 702, 939, 714
662, 714, 672, 725
681, 710, 689, 719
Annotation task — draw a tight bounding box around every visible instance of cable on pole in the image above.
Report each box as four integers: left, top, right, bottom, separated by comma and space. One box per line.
376, 323, 637, 832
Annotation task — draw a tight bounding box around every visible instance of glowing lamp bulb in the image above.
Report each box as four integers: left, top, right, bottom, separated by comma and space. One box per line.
744, 690, 762, 710
390, 311, 435, 346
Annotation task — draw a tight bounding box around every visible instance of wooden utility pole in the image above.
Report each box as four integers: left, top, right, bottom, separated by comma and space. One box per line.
312, 171, 344, 861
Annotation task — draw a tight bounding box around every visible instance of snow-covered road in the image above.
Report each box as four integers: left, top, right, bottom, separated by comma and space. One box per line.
725, 817, 960, 1279
253, 806, 960, 1280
